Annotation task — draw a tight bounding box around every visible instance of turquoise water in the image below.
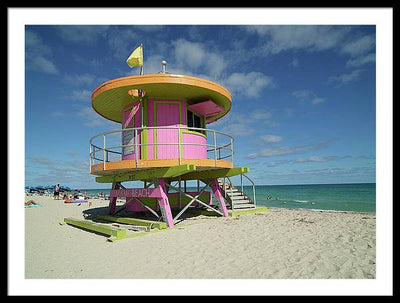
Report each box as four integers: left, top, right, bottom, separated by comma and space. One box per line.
244, 183, 376, 213
82, 183, 376, 213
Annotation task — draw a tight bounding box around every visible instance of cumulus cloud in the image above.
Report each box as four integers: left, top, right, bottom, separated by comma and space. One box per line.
340, 34, 375, 57
54, 25, 110, 43
70, 89, 92, 101
346, 53, 375, 67
292, 89, 326, 105
171, 39, 226, 77
259, 134, 283, 143
25, 30, 58, 74
215, 109, 276, 136
245, 25, 350, 54
246, 142, 327, 159
76, 106, 108, 127
222, 72, 275, 98
294, 156, 339, 163
328, 69, 364, 86
63, 73, 97, 86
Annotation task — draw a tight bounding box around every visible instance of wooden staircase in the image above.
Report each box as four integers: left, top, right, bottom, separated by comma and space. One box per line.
218, 177, 256, 210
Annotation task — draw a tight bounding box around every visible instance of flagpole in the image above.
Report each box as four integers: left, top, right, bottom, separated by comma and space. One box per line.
140, 44, 143, 75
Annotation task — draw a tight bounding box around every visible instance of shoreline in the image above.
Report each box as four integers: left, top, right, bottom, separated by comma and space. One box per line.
24, 194, 376, 279
265, 206, 376, 215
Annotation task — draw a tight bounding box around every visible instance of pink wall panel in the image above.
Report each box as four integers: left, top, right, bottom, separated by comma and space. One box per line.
182, 132, 207, 159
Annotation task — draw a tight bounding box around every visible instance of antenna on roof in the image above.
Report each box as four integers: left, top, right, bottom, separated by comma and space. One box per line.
161, 60, 167, 74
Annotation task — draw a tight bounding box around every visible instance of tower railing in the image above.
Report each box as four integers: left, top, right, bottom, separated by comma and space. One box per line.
89, 126, 234, 171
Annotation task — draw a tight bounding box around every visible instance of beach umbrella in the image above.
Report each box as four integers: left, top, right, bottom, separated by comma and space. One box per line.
59, 185, 72, 192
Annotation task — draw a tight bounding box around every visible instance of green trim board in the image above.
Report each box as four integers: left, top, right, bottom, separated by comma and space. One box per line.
182, 129, 207, 139
97, 215, 167, 229
169, 167, 250, 181
64, 217, 127, 237
108, 228, 167, 242
141, 97, 148, 159
95, 164, 197, 183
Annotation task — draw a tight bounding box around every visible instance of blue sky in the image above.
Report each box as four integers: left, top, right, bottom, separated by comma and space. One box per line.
24, 23, 376, 189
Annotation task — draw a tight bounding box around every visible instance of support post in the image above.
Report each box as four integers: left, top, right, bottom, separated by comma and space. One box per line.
155, 178, 174, 227
109, 182, 120, 215
210, 178, 229, 217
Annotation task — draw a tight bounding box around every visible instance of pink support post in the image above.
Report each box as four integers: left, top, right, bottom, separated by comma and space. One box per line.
211, 178, 229, 217
157, 179, 175, 227
108, 182, 120, 215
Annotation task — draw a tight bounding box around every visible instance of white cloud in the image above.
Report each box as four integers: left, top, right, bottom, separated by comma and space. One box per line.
291, 58, 299, 67
346, 53, 375, 67
107, 28, 139, 60
25, 30, 58, 74
259, 134, 282, 143
292, 89, 326, 105
222, 72, 275, 98
172, 39, 226, 77
71, 89, 92, 101
63, 73, 97, 86
295, 156, 339, 163
246, 142, 327, 159
55, 25, 110, 43
341, 35, 375, 57
328, 69, 363, 86
215, 109, 276, 136
245, 25, 350, 54
76, 106, 108, 127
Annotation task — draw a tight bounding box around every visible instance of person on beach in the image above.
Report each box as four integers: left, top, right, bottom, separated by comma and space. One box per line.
53, 184, 60, 200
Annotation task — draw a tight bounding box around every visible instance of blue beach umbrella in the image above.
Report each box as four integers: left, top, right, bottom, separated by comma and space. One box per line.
59, 185, 72, 192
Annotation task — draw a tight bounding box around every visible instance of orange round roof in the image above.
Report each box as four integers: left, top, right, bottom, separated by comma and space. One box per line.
91, 73, 232, 123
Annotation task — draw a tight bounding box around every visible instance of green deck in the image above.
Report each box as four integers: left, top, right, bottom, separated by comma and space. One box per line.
97, 215, 167, 229
95, 165, 249, 183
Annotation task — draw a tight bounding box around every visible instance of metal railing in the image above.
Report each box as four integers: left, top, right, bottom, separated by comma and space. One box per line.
89, 126, 234, 171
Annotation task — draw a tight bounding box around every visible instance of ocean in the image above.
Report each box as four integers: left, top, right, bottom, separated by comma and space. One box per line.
82, 183, 376, 213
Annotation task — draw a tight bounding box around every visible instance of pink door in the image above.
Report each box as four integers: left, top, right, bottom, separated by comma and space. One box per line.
122, 103, 141, 160
155, 103, 180, 159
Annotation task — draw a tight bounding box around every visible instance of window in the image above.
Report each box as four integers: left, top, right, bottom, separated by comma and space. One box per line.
187, 110, 204, 134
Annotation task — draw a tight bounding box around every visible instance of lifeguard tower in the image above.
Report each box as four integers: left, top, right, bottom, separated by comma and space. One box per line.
89, 59, 256, 228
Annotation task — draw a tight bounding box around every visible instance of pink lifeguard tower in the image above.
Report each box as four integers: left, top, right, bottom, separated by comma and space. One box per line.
89, 60, 256, 227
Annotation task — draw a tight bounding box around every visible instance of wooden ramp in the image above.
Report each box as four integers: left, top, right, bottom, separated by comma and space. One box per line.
63, 215, 168, 241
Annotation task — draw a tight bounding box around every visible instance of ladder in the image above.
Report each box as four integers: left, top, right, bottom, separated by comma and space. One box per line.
218, 175, 256, 210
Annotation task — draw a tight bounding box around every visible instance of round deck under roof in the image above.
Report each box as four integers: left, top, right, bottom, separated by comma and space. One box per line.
91, 73, 232, 124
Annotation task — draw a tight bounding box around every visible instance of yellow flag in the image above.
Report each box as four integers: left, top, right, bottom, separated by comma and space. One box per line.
126, 44, 143, 67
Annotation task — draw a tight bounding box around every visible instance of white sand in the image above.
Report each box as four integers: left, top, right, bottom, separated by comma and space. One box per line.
24, 194, 375, 279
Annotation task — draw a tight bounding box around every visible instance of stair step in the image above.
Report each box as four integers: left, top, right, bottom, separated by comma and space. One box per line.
233, 204, 256, 209
230, 196, 247, 201
228, 192, 243, 196
232, 199, 253, 204
225, 188, 239, 192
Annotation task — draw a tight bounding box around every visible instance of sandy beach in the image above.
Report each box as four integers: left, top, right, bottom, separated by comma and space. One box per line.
24, 194, 376, 279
